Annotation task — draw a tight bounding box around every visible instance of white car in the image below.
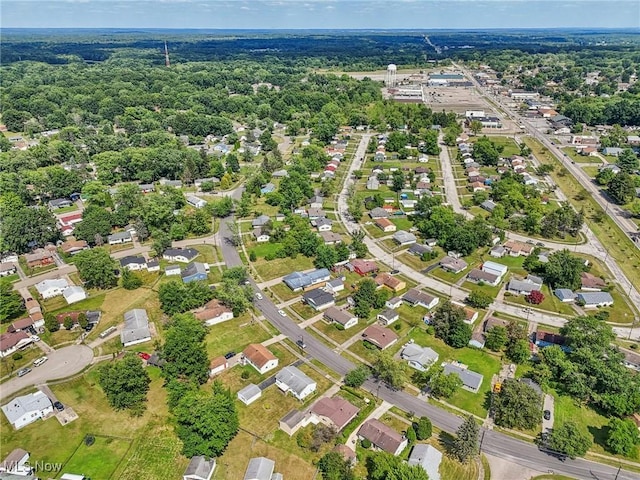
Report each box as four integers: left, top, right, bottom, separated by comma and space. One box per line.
255, 292, 263, 300
33, 356, 48, 367
278, 310, 287, 317
31, 335, 40, 342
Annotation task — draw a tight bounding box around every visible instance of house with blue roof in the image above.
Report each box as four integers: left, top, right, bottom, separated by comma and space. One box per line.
182, 262, 209, 284
554, 289, 576, 303
260, 183, 276, 194
283, 269, 331, 292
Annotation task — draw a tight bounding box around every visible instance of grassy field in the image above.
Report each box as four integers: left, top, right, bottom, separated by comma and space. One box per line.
0, 367, 188, 480
253, 256, 315, 281
314, 318, 366, 345
289, 301, 318, 321
205, 314, 271, 359
248, 241, 282, 259
0, 346, 42, 379
269, 283, 300, 302
61, 435, 132, 479
525, 137, 640, 294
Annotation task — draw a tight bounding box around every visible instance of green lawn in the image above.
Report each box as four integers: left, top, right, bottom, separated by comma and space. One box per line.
269, 283, 300, 302
503, 284, 576, 317
0, 346, 42, 379
253, 256, 315, 281
248, 241, 282, 259
408, 328, 501, 417
193, 244, 222, 265
461, 280, 502, 299
289, 301, 319, 321
483, 136, 521, 157
430, 266, 468, 284
205, 314, 271, 358
390, 217, 414, 231
61, 435, 132, 480
398, 252, 442, 272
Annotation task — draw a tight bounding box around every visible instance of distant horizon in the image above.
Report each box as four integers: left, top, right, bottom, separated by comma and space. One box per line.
2, 0, 638, 30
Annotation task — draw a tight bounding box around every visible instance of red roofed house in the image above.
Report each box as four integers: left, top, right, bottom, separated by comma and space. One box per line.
580, 272, 606, 291
310, 396, 359, 432
194, 300, 233, 326
58, 212, 83, 236
242, 343, 279, 374
0, 331, 32, 358
349, 259, 379, 276
357, 419, 408, 456
209, 356, 228, 377
60, 239, 89, 255
362, 324, 399, 350
374, 272, 406, 292
375, 218, 396, 233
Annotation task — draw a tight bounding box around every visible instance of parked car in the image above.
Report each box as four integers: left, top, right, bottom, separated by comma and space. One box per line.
53, 401, 64, 411
278, 310, 287, 317
224, 351, 236, 360
543, 410, 551, 420
255, 292, 263, 300
30, 335, 40, 342
536, 242, 545, 247
17, 368, 31, 377
33, 356, 48, 367
137, 352, 151, 361
296, 339, 307, 349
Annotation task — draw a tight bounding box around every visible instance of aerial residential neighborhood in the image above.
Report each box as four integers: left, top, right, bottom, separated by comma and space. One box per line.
1, 15, 640, 480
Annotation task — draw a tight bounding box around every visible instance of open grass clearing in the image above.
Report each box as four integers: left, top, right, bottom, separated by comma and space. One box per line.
205, 314, 271, 359
268, 283, 300, 302
314, 318, 366, 345
289, 301, 318, 321
248, 241, 282, 259
253, 255, 315, 281
61, 435, 132, 480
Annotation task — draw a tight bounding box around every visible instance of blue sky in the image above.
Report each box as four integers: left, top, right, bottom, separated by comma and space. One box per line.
2, 0, 638, 29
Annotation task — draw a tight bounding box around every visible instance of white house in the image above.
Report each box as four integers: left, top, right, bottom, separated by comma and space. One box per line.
187, 196, 207, 209
209, 356, 228, 377
0, 332, 33, 358
253, 228, 270, 243
576, 292, 614, 308
107, 231, 133, 245
408, 444, 442, 480
0, 448, 32, 475
323, 307, 358, 330
481, 261, 508, 279
242, 344, 279, 374
165, 265, 182, 276
62, 286, 87, 305
163, 248, 199, 263
275, 366, 317, 401
1, 391, 53, 430
237, 384, 262, 406
194, 300, 233, 326
401, 344, 439, 372
121, 309, 152, 347
35, 279, 69, 299
183, 456, 216, 480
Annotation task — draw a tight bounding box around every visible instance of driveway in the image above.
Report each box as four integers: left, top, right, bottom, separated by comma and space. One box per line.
542, 393, 554, 432
0, 345, 93, 401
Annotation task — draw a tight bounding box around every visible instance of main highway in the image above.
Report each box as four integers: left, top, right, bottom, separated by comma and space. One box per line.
219, 167, 638, 479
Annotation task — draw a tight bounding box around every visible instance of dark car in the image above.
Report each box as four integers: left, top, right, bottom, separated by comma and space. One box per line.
224, 351, 236, 360
536, 242, 545, 247
17, 368, 31, 377
53, 401, 64, 411
296, 339, 307, 349
543, 410, 551, 420
390, 269, 400, 275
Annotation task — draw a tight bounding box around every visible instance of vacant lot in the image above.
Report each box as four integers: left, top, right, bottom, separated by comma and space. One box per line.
62, 435, 132, 479
205, 315, 271, 359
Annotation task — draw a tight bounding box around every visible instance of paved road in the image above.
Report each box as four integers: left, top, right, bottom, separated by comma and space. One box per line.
454, 62, 640, 333
0, 345, 93, 401
218, 137, 639, 480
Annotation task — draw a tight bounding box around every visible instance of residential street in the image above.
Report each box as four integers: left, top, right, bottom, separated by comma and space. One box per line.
0, 345, 93, 401
216, 135, 639, 480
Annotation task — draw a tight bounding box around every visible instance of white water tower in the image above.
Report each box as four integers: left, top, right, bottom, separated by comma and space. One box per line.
386, 63, 397, 87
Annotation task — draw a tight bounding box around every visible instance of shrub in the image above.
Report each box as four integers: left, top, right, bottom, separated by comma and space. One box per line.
240, 370, 250, 380
265, 253, 276, 261
249, 251, 257, 262
361, 438, 371, 449
13, 353, 23, 361
393, 323, 401, 331
85, 434, 95, 446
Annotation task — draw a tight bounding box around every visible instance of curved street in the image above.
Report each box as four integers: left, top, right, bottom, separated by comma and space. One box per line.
0, 345, 93, 401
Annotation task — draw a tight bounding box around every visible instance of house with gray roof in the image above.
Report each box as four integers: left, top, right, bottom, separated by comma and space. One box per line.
401, 344, 439, 372
275, 366, 317, 400
183, 456, 216, 480
408, 444, 442, 480
393, 230, 417, 246
121, 309, 151, 347
481, 200, 497, 212
107, 231, 133, 245
2, 391, 53, 430
323, 307, 358, 330
243, 457, 281, 480
377, 308, 399, 326
443, 362, 483, 393
440, 256, 468, 274
252, 215, 271, 228
302, 288, 335, 311
237, 384, 262, 406
163, 248, 199, 263
467, 268, 500, 287
506, 275, 543, 295
369, 207, 389, 219
357, 419, 407, 456
403, 289, 439, 310
554, 288, 576, 303
576, 291, 613, 308
408, 244, 432, 257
